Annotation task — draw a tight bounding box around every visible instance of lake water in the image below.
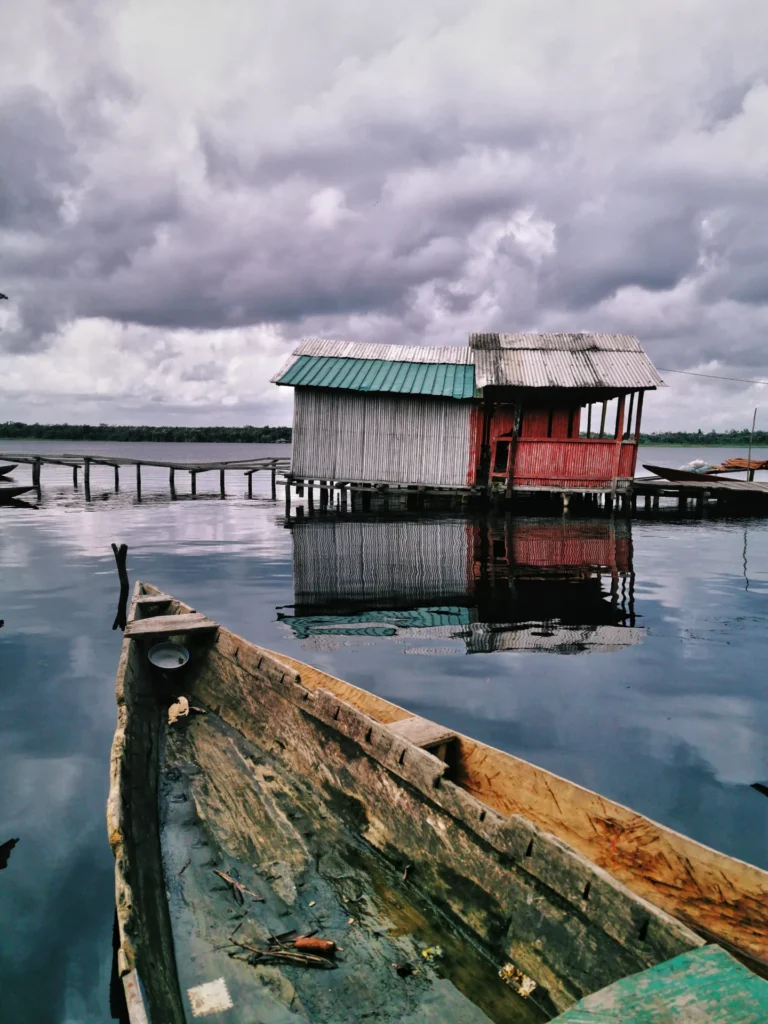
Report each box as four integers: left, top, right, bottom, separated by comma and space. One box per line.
1, 442, 767, 1022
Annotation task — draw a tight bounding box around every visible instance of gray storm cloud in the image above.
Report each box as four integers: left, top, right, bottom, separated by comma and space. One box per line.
1, 0, 767, 427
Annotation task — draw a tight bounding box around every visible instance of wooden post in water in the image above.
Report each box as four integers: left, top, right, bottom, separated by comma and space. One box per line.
308, 480, 314, 511
73, 464, 79, 488
114, 465, 120, 492
247, 472, 253, 498
169, 467, 176, 499
191, 471, 197, 495
84, 457, 91, 501
271, 462, 277, 500
136, 463, 142, 501
219, 468, 226, 498
284, 482, 291, 517
32, 458, 41, 487
747, 407, 757, 480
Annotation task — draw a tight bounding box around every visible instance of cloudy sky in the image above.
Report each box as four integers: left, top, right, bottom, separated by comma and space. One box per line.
1, 0, 768, 430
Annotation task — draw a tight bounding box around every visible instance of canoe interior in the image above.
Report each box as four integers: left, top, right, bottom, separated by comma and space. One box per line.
108, 583, 766, 1023
161, 700, 546, 1023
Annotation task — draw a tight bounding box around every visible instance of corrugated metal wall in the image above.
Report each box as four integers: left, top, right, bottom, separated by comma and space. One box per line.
291, 388, 474, 487
291, 518, 474, 608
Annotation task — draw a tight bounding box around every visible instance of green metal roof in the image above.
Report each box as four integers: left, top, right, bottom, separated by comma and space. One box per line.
276, 355, 478, 399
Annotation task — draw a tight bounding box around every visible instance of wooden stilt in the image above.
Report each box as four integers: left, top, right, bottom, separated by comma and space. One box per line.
136, 463, 142, 500
248, 473, 253, 498
191, 471, 197, 495
32, 458, 41, 486
284, 481, 291, 517
114, 465, 120, 492
84, 457, 91, 501
73, 464, 79, 488
220, 468, 226, 498
271, 464, 277, 500
169, 467, 176, 499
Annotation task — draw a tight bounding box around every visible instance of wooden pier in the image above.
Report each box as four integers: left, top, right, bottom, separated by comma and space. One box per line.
0, 452, 290, 502
4, 450, 768, 517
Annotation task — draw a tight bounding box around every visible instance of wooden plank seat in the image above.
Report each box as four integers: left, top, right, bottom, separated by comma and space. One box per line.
124, 613, 218, 638
389, 715, 457, 762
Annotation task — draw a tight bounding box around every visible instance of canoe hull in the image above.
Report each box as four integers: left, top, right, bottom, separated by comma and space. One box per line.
109, 583, 768, 1022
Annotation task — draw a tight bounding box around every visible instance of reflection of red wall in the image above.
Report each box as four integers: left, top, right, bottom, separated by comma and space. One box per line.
470, 520, 631, 574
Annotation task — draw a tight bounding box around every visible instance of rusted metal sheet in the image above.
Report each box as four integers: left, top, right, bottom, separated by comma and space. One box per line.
471, 332, 645, 352
618, 443, 638, 478
291, 388, 475, 488
473, 348, 664, 390
511, 439, 634, 488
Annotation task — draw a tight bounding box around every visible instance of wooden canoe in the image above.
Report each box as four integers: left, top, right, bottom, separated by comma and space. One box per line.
0, 463, 17, 477
108, 583, 768, 1023
0, 485, 34, 501
642, 464, 729, 484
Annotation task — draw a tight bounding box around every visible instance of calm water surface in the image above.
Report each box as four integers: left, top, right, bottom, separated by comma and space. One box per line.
1, 442, 767, 1022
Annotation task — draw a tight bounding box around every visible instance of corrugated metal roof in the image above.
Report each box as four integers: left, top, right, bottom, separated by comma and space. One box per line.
276, 354, 478, 398
470, 332, 644, 352
272, 333, 664, 392
473, 348, 665, 389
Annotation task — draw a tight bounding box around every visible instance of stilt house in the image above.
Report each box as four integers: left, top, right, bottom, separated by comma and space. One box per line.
272, 333, 664, 495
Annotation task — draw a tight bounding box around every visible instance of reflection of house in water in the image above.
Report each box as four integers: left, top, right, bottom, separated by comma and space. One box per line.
279, 516, 643, 655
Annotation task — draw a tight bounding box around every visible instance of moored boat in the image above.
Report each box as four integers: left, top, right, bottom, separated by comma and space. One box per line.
108, 583, 768, 1022
0, 485, 34, 501
0, 463, 18, 477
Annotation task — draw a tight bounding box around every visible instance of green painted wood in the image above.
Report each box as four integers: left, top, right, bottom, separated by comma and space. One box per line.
277, 354, 478, 398
552, 945, 768, 1023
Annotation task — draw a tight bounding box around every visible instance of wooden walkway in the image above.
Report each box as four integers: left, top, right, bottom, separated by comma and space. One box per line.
0, 451, 290, 500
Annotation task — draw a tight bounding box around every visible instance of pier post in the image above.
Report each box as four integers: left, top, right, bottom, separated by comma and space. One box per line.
271, 463, 277, 500
605, 493, 613, 513
284, 482, 291, 517
114, 465, 120, 492
308, 481, 314, 511
677, 489, 686, 511
220, 468, 226, 499
653, 493, 659, 511
73, 464, 79, 488
248, 472, 253, 499
169, 467, 176, 499
319, 482, 328, 509
136, 463, 142, 502
191, 471, 197, 495
561, 492, 570, 511
84, 457, 91, 501
32, 458, 41, 487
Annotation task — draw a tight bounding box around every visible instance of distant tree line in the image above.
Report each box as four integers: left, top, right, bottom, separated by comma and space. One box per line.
0, 422, 292, 443
638, 428, 768, 446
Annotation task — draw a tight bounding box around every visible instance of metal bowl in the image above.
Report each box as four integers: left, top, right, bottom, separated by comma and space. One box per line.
147, 641, 189, 671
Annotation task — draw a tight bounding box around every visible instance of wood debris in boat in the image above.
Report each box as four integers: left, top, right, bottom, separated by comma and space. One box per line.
499, 962, 538, 998
292, 936, 336, 958
228, 936, 337, 970
212, 869, 264, 904
421, 945, 444, 963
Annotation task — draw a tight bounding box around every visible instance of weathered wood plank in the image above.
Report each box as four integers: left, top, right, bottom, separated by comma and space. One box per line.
124, 613, 217, 637
107, 583, 185, 1023
389, 714, 456, 750
552, 944, 768, 1022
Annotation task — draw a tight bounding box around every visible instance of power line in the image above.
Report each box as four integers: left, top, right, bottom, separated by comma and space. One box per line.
658, 366, 768, 386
